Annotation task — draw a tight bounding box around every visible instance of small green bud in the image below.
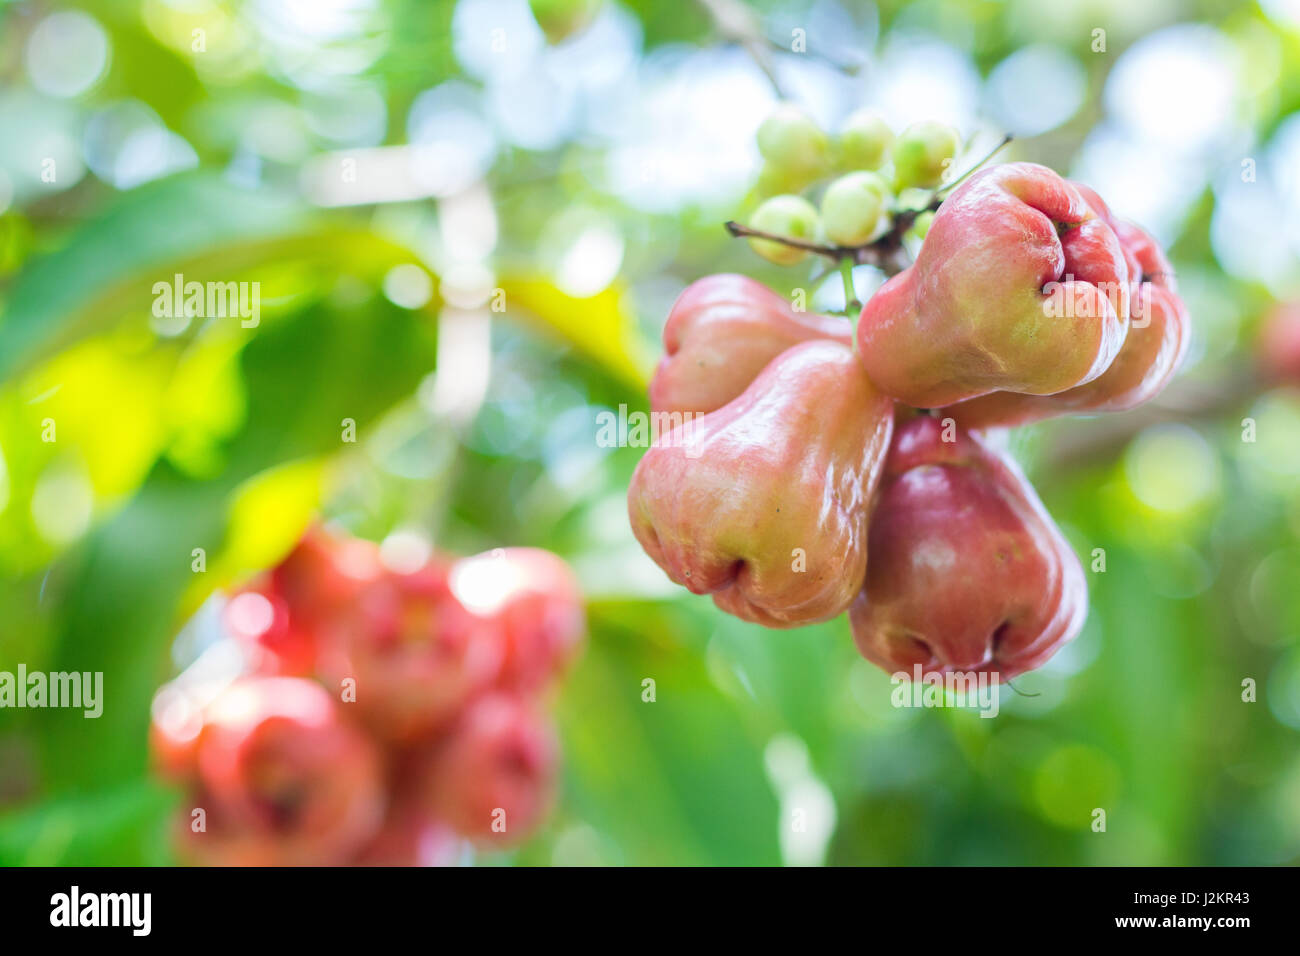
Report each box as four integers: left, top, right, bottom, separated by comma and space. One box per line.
748, 195, 821, 265
907, 209, 935, 241
894, 186, 933, 212
756, 160, 820, 197
757, 105, 830, 182
836, 110, 894, 171
892, 121, 961, 189
820, 172, 889, 246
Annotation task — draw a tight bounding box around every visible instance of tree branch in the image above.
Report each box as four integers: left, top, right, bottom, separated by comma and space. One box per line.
695, 0, 790, 98
724, 198, 924, 277
725, 135, 1015, 278
936, 134, 1014, 196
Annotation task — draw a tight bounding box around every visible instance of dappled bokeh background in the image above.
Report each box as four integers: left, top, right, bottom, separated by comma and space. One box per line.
1, 0, 1299, 865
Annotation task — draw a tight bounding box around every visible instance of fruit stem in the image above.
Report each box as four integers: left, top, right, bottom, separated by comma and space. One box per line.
934, 133, 1014, 196
724, 219, 910, 277
723, 132, 1013, 287
724, 220, 844, 260
839, 256, 861, 314
695, 0, 791, 99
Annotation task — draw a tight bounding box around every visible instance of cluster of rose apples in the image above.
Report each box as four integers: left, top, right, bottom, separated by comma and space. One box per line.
150, 528, 584, 866
628, 148, 1190, 681
747, 107, 961, 263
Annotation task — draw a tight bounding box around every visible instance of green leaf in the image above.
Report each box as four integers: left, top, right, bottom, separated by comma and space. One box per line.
499, 277, 655, 391
0, 173, 434, 382
31, 296, 439, 793
551, 600, 782, 865
0, 781, 176, 867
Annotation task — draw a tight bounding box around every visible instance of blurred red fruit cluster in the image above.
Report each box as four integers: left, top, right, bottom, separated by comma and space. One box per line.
1259, 303, 1300, 386
150, 527, 585, 866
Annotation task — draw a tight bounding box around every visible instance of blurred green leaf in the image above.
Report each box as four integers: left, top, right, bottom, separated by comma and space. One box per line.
500, 277, 655, 391
0, 173, 434, 382
31, 295, 438, 793
0, 781, 175, 867
554, 601, 782, 865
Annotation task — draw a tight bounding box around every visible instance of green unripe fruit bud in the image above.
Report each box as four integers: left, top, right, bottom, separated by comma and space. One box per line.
820, 172, 889, 246
756, 160, 819, 197
892, 121, 961, 189
894, 186, 932, 212
748, 195, 820, 265
836, 110, 894, 171
907, 209, 935, 241
530, 0, 603, 44
757, 105, 830, 181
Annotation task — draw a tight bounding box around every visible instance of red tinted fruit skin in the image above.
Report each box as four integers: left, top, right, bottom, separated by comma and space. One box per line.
271, 525, 384, 622
650, 273, 852, 416
849, 416, 1086, 681
946, 204, 1189, 428
350, 806, 461, 867
223, 586, 318, 677
856, 162, 1130, 407
1070, 183, 1142, 305
226, 527, 385, 677
1259, 303, 1300, 385
269, 528, 348, 614
629, 339, 894, 627
317, 559, 503, 743
450, 547, 585, 693
416, 693, 558, 845
177, 677, 385, 867
150, 700, 202, 782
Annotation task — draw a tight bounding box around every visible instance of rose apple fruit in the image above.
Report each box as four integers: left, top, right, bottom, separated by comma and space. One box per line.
850, 416, 1086, 679
629, 339, 894, 627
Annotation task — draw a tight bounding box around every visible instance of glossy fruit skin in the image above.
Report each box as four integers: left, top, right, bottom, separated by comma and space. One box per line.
821, 171, 889, 246
317, 559, 503, 743
176, 677, 385, 867
1069, 182, 1142, 305
748, 195, 821, 266
416, 693, 558, 845
945, 214, 1189, 428
449, 547, 585, 693
856, 162, 1131, 407
850, 416, 1086, 681
1259, 303, 1300, 385
628, 339, 895, 627
891, 121, 960, 189
837, 109, 894, 171
649, 274, 851, 416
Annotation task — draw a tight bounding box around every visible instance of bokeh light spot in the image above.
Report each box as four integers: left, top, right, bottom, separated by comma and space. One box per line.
25, 11, 110, 98
1124, 424, 1220, 514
